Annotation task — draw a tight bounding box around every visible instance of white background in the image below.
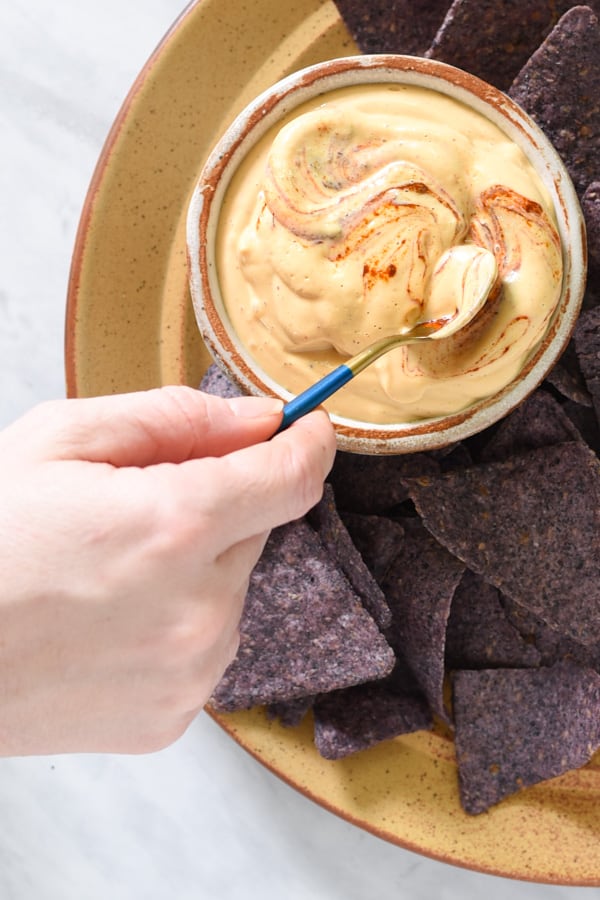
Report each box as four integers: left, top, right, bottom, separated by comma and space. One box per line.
1, 1, 598, 896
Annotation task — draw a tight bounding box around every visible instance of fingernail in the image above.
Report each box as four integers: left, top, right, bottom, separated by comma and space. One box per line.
229, 396, 284, 418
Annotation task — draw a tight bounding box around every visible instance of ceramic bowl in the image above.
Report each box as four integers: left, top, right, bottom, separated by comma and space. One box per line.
186, 54, 586, 454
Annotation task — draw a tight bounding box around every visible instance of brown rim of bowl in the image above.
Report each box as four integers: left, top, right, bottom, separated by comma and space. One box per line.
187, 53, 587, 454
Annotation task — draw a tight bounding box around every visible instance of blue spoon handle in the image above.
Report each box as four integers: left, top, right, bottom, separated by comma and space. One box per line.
275, 363, 353, 433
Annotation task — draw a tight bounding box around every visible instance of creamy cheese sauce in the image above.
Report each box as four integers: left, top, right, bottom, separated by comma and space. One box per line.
216, 85, 563, 423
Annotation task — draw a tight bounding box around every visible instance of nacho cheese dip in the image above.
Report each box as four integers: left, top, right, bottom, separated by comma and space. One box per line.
216, 84, 563, 423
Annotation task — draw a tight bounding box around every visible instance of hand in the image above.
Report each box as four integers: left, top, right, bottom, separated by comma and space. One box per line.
0, 386, 336, 755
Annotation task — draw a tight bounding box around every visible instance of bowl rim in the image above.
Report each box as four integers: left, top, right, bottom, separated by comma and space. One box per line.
186, 53, 587, 454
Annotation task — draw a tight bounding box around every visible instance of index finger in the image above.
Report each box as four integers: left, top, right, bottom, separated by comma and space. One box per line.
171, 409, 336, 551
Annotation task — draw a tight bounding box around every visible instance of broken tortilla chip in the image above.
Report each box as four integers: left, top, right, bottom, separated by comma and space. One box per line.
200, 362, 245, 398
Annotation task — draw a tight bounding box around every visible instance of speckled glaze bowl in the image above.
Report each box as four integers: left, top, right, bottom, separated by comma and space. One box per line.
186, 53, 586, 454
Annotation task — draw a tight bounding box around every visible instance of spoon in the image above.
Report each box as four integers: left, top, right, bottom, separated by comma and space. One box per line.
275, 251, 497, 433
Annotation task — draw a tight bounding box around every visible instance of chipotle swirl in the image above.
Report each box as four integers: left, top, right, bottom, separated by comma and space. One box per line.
216, 85, 563, 423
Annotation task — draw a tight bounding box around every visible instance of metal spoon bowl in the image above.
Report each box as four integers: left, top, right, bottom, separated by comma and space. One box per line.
276, 250, 497, 433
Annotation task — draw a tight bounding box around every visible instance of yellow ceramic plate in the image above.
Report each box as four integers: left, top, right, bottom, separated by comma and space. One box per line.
65, 0, 600, 884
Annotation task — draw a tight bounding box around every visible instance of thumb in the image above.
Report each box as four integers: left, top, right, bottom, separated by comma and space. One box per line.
9, 387, 284, 468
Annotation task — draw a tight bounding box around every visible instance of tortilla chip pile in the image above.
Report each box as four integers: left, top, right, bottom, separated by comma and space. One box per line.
202, 2, 600, 815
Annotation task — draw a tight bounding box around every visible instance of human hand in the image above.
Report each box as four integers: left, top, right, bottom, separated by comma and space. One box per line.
0, 386, 336, 755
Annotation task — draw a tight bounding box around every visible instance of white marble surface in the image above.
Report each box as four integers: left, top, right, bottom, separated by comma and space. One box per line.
1, 2, 599, 897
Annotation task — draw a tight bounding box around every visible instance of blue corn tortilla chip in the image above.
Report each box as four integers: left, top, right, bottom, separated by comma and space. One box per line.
434, 441, 473, 471
445, 569, 541, 670
453, 662, 600, 814
200, 362, 245, 398
313, 681, 432, 760
479, 388, 581, 462
333, 0, 451, 55
266, 696, 314, 728
341, 512, 405, 586
584, 182, 600, 261
509, 5, 600, 198
426, 0, 577, 91
210, 519, 396, 711
574, 306, 600, 427
380, 519, 465, 720
307, 484, 392, 630
544, 343, 593, 407
406, 442, 600, 646
582, 181, 600, 306
562, 399, 600, 455
328, 450, 440, 515
501, 592, 600, 669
